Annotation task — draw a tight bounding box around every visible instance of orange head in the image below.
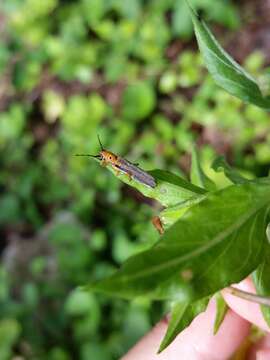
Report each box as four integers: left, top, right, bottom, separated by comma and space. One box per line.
100, 150, 119, 165
75, 135, 119, 165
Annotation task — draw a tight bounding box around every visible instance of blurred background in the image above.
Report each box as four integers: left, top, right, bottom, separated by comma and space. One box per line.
1, 0, 270, 359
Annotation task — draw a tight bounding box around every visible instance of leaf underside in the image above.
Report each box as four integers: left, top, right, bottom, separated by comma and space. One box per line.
89, 180, 270, 302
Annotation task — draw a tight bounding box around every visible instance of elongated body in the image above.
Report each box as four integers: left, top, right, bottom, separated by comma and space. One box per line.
101, 150, 156, 188
76, 144, 156, 188
114, 156, 156, 188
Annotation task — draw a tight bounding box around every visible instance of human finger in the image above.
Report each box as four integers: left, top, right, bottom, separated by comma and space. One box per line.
122, 297, 250, 360
222, 278, 270, 332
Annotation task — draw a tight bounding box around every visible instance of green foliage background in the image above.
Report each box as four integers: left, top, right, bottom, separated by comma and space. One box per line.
0, 0, 270, 358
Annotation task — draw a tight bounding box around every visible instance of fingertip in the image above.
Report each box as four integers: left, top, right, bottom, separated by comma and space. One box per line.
222, 279, 270, 332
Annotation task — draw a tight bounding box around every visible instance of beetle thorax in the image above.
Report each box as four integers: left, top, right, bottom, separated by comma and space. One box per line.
101, 150, 119, 164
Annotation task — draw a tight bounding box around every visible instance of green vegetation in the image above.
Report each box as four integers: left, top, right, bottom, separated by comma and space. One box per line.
1, 0, 270, 358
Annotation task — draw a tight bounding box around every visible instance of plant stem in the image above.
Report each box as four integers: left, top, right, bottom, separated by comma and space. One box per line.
227, 286, 270, 307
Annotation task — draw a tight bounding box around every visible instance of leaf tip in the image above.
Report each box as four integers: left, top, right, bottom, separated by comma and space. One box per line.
184, 0, 201, 21
157, 340, 167, 354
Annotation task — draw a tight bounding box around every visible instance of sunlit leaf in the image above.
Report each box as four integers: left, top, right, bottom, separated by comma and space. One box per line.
212, 156, 248, 184
191, 147, 216, 191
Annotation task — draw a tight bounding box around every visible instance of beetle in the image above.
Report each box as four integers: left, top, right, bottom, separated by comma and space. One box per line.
76, 136, 156, 188
76, 137, 166, 235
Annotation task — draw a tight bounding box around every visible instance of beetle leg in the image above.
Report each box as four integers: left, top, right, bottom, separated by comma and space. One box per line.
152, 216, 164, 235
101, 160, 108, 167
126, 171, 132, 182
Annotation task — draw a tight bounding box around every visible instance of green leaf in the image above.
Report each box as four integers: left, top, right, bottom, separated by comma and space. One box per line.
82, 0, 105, 27
159, 297, 209, 353
172, 0, 193, 39
186, 1, 270, 109
253, 243, 270, 327
190, 147, 216, 191
212, 156, 249, 184
88, 179, 270, 300
122, 81, 156, 122
213, 292, 228, 335
0, 319, 21, 360
65, 290, 99, 316
105, 164, 206, 207
160, 194, 206, 228
267, 223, 270, 243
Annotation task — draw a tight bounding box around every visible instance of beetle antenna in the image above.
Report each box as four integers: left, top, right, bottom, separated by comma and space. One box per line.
75, 154, 101, 158
97, 134, 104, 151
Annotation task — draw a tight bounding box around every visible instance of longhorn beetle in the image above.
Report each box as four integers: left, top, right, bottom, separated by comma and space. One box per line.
76, 136, 165, 234
76, 136, 156, 188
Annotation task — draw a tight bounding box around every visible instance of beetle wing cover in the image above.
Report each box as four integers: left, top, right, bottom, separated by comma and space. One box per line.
116, 158, 156, 188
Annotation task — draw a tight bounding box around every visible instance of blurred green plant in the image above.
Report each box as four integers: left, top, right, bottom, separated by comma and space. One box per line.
0, 0, 270, 358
